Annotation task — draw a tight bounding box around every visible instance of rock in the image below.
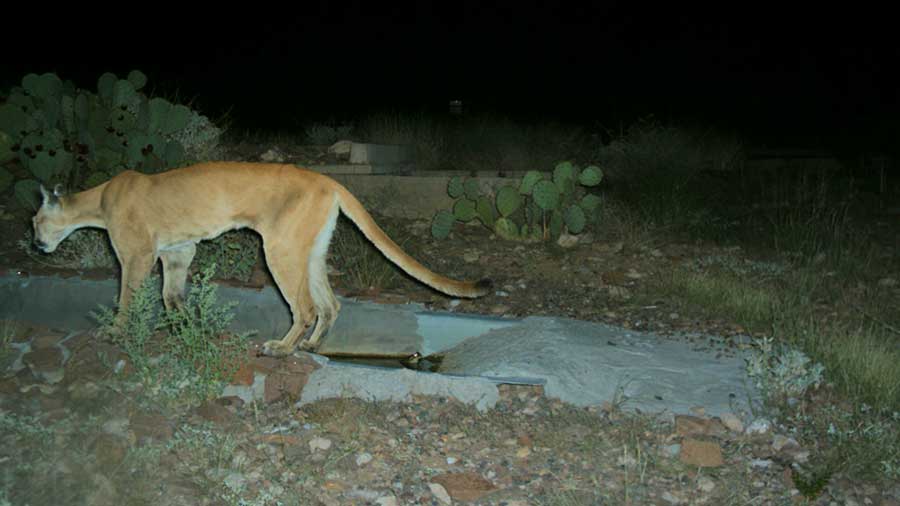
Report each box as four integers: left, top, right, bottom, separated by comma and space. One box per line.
697, 476, 716, 493
662, 490, 683, 504
32, 333, 64, 349
772, 434, 799, 451
675, 415, 727, 438
355, 452, 373, 466
328, 140, 353, 156
602, 270, 628, 286
746, 418, 772, 435
557, 232, 580, 248
662, 443, 681, 458
93, 433, 128, 471
878, 277, 897, 287
431, 472, 496, 502
23, 346, 65, 384
224, 472, 247, 491
515, 446, 531, 459
719, 412, 744, 433
462, 251, 480, 263
260, 147, 285, 162
309, 436, 332, 452
679, 438, 724, 467
101, 417, 130, 438
195, 400, 239, 427
750, 458, 774, 469
375, 496, 399, 506
130, 411, 174, 444
264, 354, 320, 403
428, 483, 453, 505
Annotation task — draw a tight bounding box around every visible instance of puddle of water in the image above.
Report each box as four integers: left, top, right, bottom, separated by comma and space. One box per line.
414, 312, 519, 356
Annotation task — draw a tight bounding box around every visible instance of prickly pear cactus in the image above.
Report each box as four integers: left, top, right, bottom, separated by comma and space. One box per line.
463, 178, 480, 200
564, 204, 586, 234
431, 210, 456, 239
494, 217, 519, 241
447, 176, 464, 198
549, 210, 564, 240
14, 179, 42, 210
476, 196, 495, 227
0, 168, 12, 193
0, 131, 15, 164
553, 161, 576, 187
495, 185, 521, 217
579, 165, 603, 186
97, 73, 118, 104
519, 170, 543, 195
579, 193, 602, 222
453, 198, 477, 222
532, 180, 560, 211
127, 70, 148, 91
18, 129, 72, 183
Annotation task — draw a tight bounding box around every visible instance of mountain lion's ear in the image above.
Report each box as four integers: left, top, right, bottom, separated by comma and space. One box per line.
40, 185, 59, 207
53, 183, 65, 198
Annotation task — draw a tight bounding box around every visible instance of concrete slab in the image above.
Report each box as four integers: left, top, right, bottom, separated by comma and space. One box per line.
0, 273, 758, 416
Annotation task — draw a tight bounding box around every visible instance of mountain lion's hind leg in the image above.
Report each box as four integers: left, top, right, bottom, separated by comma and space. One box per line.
259, 222, 321, 357
160, 244, 197, 310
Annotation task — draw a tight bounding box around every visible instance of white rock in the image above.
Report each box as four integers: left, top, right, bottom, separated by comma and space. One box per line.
375, 495, 399, 506
772, 434, 799, 451
746, 418, 772, 435
428, 483, 452, 505
557, 232, 580, 248
719, 412, 744, 433
328, 140, 353, 155
355, 452, 373, 466
101, 417, 130, 438
260, 147, 285, 162
446, 456, 458, 465
697, 476, 716, 493
750, 458, 774, 469
309, 436, 332, 452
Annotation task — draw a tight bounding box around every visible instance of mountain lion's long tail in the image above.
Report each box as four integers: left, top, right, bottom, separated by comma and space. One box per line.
334, 183, 492, 298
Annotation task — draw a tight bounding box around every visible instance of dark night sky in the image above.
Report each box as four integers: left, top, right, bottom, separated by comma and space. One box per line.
4, 2, 899, 151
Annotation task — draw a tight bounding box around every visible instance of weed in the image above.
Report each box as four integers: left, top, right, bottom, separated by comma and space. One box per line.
745, 336, 824, 403
195, 229, 262, 282
330, 215, 409, 292
94, 264, 250, 407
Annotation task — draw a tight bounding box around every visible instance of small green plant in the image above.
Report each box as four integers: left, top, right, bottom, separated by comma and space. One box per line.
745, 336, 825, 403
195, 229, 261, 282
92, 275, 164, 380
159, 264, 251, 401
94, 264, 250, 406
432, 161, 603, 242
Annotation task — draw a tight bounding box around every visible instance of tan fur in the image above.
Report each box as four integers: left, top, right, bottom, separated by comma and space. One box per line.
32, 162, 491, 356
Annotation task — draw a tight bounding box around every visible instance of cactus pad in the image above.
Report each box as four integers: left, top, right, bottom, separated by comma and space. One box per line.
494, 217, 519, 241
564, 204, 586, 234
495, 185, 521, 217
532, 180, 560, 210
579, 165, 603, 186
519, 170, 543, 195
453, 198, 478, 222
431, 210, 456, 239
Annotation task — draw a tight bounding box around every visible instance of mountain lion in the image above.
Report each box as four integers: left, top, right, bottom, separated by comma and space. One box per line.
32, 162, 491, 356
